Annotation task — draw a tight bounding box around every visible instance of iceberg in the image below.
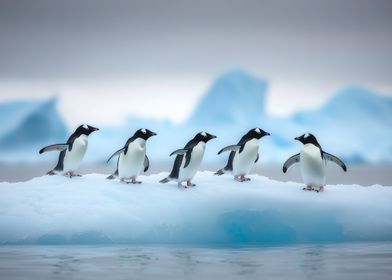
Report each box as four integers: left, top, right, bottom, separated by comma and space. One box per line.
0, 70, 391, 164
0, 172, 391, 245
187, 69, 267, 126
0, 98, 68, 162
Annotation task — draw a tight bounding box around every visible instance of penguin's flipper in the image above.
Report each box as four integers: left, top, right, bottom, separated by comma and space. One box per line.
323, 152, 347, 172
39, 144, 68, 154
169, 148, 189, 156
282, 153, 300, 173
217, 145, 241, 155
183, 149, 193, 168
255, 153, 259, 163
107, 148, 125, 163
144, 155, 150, 172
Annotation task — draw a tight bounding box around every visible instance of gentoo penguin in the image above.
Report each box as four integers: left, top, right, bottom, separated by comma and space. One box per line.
215, 128, 270, 182
160, 132, 216, 188
106, 128, 157, 184
282, 133, 347, 192
39, 124, 99, 177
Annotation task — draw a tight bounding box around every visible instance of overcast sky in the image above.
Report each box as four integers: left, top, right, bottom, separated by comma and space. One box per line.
0, 0, 391, 127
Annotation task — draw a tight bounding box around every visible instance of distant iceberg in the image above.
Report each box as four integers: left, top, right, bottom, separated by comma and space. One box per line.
187, 69, 267, 126
0, 98, 67, 162
0, 70, 391, 164
0, 172, 391, 245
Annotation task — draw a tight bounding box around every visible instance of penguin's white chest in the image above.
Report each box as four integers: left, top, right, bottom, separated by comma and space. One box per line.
63, 135, 88, 172
300, 144, 326, 188
178, 142, 205, 182
232, 139, 259, 176
118, 139, 146, 179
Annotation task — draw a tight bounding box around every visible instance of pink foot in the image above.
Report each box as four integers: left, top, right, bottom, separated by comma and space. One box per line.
187, 180, 196, 187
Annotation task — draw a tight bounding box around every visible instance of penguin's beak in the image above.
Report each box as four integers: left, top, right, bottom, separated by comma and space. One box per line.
88, 126, 99, 132
151, 132, 157, 136
210, 134, 217, 139
294, 136, 300, 141
265, 132, 271, 136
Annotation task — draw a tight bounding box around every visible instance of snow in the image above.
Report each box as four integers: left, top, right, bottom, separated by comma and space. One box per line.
0, 70, 391, 164
0, 172, 391, 245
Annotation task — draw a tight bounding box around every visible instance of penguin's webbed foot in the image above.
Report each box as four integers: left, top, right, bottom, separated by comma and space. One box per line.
187, 180, 196, 187
234, 176, 242, 182
131, 179, 142, 184
302, 185, 313, 191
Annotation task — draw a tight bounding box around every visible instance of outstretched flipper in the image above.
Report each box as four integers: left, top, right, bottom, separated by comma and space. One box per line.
323, 152, 347, 172
106, 148, 126, 163
217, 145, 241, 155
144, 155, 150, 172
39, 144, 69, 154
282, 153, 300, 173
169, 148, 189, 156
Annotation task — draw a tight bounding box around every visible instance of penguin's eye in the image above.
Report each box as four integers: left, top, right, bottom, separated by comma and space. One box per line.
141, 128, 146, 134
201, 132, 207, 137
255, 128, 261, 134
82, 124, 88, 129
304, 133, 309, 138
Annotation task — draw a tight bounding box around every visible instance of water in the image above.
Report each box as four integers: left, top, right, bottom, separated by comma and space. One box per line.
1, 243, 392, 280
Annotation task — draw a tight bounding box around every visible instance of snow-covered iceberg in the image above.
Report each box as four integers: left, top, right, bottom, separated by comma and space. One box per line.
0, 172, 391, 245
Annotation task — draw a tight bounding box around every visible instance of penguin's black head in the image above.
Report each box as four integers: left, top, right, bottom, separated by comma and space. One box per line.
134, 128, 157, 140
247, 128, 270, 139
76, 124, 99, 136
295, 133, 319, 145
195, 132, 217, 143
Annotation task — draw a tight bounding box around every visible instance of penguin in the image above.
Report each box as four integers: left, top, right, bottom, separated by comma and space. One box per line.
214, 128, 270, 182
39, 124, 99, 177
160, 132, 216, 188
106, 128, 157, 184
282, 133, 347, 192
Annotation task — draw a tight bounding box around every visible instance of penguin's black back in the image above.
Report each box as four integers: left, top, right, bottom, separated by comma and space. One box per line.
52, 130, 81, 171
168, 137, 201, 179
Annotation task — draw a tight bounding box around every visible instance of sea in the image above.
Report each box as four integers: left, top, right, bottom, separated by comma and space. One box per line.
1, 243, 392, 280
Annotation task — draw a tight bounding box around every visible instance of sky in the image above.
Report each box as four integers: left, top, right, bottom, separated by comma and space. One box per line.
0, 0, 391, 127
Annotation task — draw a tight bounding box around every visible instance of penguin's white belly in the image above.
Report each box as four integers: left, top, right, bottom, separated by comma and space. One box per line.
300, 144, 326, 188
63, 136, 88, 172
178, 142, 205, 182
118, 141, 146, 179
232, 139, 259, 176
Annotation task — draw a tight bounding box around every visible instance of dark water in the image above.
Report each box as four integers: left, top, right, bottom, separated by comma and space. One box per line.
1, 243, 392, 280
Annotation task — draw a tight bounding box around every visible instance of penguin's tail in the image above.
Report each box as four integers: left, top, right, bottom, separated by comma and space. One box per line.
107, 169, 118, 180
214, 169, 225, 176
106, 174, 116, 180
159, 177, 171, 184
46, 170, 56, 176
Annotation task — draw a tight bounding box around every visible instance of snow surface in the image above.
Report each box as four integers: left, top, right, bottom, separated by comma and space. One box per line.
0, 172, 391, 245
0, 70, 391, 164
